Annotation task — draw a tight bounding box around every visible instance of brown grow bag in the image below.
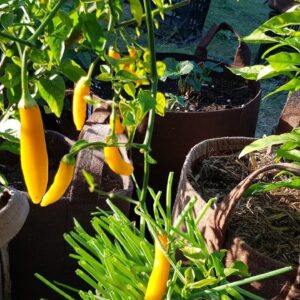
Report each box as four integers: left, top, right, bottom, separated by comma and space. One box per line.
9, 128, 133, 300
172, 137, 299, 299
134, 23, 261, 193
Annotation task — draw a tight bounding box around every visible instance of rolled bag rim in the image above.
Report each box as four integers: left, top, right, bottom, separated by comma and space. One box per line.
0, 188, 29, 248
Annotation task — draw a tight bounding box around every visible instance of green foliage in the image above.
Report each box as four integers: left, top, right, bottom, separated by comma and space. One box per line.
240, 127, 300, 195
229, 4, 300, 99
161, 58, 222, 110
36, 195, 263, 300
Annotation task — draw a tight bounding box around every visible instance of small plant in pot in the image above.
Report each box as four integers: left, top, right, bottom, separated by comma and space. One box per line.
132, 22, 261, 194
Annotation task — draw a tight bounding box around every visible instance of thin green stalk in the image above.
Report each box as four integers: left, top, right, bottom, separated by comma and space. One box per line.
68, 140, 147, 157
166, 172, 174, 231
35, 274, 75, 300
87, 56, 100, 80
0, 31, 35, 47
172, 196, 198, 230
115, 0, 190, 29
139, 0, 159, 234
93, 188, 139, 205
20, 46, 35, 107
195, 197, 217, 225
234, 286, 265, 300
193, 266, 293, 297
29, 0, 65, 42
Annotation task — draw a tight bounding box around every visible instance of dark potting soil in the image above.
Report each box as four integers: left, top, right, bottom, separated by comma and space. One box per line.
191, 151, 300, 266
161, 71, 256, 112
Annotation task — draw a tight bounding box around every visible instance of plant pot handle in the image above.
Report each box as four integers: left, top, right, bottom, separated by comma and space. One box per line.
208, 162, 300, 250
194, 22, 251, 67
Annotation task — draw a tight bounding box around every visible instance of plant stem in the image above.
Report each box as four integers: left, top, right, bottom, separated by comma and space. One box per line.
193, 266, 293, 297
86, 56, 100, 80
0, 31, 35, 47
29, 0, 65, 42
69, 140, 147, 157
138, 0, 159, 234
20, 46, 35, 106
115, 0, 190, 29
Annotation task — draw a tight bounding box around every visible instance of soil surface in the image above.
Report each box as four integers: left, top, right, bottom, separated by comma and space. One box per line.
161, 70, 256, 112
191, 150, 300, 266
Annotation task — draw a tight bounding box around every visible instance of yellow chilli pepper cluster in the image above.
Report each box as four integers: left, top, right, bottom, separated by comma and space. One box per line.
108, 46, 150, 87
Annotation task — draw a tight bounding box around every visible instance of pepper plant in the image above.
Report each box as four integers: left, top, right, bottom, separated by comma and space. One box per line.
0, 0, 293, 299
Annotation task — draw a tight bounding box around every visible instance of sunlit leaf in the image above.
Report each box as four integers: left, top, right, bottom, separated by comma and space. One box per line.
155, 92, 166, 116
60, 59, 86, 82
37, 74, 65, 117
129, 0, 143, 26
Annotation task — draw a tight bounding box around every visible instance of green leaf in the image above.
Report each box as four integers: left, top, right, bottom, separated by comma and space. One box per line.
124, 82, 136, 98
276, 148, 300, 162
0, 172, 8, 187
137, 90, 156, 115
129, 0, 143, 26
96, 73, 113, 81
37, 74, 65, 117
1, 13, 15, 30
228, 65, 264, 80
239, 130, 300, 158
0, 63, 20, 88
146, 154, 157, 165
226, 287, 244, 300
184, 267, 195, 284
47, 36, 65, 65
177, 60, 195, 76
0, 140, 19, 154
264, 77, 300, 98
243, 11, 300, 44
60, 59, 86, 82
0, 118, 20, 141
182, 246, 205, 261
226, 261, 250, 277
155, 92, 166, 116
69, 139, 89, 154
82, 170, 96, 192
29, 49, 48, 65
266, 52, 300, 71
187, 277, 219, 289
244, 177, 300, 197
116, 70, 139, 81
242, 31, 280, 44
80, 13, 106, 53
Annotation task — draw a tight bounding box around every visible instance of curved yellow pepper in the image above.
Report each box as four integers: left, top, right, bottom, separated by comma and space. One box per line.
19, 103, 48, 204
40, 158, 75, 207
73, 76, 90, 131
104, 147, 133, 176
144, 234, 170, 300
